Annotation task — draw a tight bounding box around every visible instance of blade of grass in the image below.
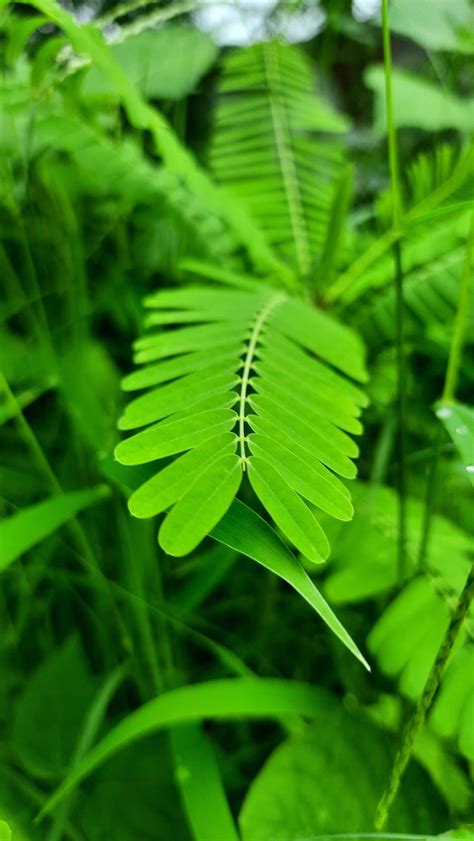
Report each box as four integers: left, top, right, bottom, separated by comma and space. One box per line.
171, 723, 240, 841
38, 678, 332, 819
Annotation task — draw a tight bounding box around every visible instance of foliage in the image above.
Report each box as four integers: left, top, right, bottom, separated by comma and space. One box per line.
0, 1, 473, 839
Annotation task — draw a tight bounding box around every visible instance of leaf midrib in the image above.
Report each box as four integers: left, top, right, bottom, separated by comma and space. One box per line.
237, 293, 285, 469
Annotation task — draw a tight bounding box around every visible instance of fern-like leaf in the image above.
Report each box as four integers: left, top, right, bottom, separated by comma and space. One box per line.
116, 284, 367, 559
208, 41, 348, 279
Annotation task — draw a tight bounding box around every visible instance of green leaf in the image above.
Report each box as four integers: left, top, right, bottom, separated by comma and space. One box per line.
77, 736, 191, 841
39, 678, 346, 818
366, 548, 474, 758
115, 408, 237, 464
0, 822, 11, 841
248, 457, 329, 564
0, 487, 109, 572
116, 286, 366, 562
378, 0, 474, 54
239, 693, 447, 837
323, 482, 472, 604
366, 66, 474, 134
209, 41, 349, 276
170, 724, 240, 841
12, 636, 96, 779
118, 369, 238, 430
436, 402, 474, 486
247, 431, 353, 521
212, 500, 369, 669
159, 454, 242, 556
128, 433, 236, 518
83, 26, 218, 101
121, 346, 242, 393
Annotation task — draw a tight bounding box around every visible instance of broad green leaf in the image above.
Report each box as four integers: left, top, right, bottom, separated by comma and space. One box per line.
12, 636, 96, 779
323, 483, 472, 604
170, 724, 240, 841
39, 678, 346, 817
83, 26, 218, 101
377, 0, 474, 54
436, 402, 474, 486
248, 457, 329, 564
159, 454, 242, 556
212, 500, 369, 669
366, 66, 474, 134
0, 487, 109, 572
239, 695, 447, 838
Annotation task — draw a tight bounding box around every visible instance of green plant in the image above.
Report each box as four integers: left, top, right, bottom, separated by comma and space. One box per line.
1, 1, 473, 838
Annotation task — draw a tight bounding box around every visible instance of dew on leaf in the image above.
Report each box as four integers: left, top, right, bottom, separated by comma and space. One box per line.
436, 406, 452, 419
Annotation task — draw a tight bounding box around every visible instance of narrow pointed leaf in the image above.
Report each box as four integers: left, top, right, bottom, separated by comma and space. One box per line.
212, 500, 369, 668
0, 487, 109, 572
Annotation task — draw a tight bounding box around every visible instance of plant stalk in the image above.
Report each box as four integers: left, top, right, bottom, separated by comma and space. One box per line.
381, 0, 406, 579
375, 563, 474, 830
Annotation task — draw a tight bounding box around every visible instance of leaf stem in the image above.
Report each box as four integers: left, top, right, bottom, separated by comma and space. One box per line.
381, 0, 406, 578
375, 564, 474, 830
238, 294, 284, 468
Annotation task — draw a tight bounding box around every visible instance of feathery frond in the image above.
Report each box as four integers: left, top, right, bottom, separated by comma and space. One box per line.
208, 41, 349, 280
116, 284, 367, 559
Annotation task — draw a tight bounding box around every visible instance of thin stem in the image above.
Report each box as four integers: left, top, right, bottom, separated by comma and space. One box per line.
381, 0, 406, 578
375, 564, 474, 830
442, 211, 474, 403
381, 0, 402, 227
416, 427, 442, 572
393, 240, 406, 579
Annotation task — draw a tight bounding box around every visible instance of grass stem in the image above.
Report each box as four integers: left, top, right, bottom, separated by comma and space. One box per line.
381, 0, 406, 579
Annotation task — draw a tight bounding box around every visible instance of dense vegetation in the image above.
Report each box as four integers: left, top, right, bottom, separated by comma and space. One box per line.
1, 0, 473, 837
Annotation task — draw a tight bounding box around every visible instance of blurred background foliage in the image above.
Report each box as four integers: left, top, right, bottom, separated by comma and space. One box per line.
0, 0, 473, 838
